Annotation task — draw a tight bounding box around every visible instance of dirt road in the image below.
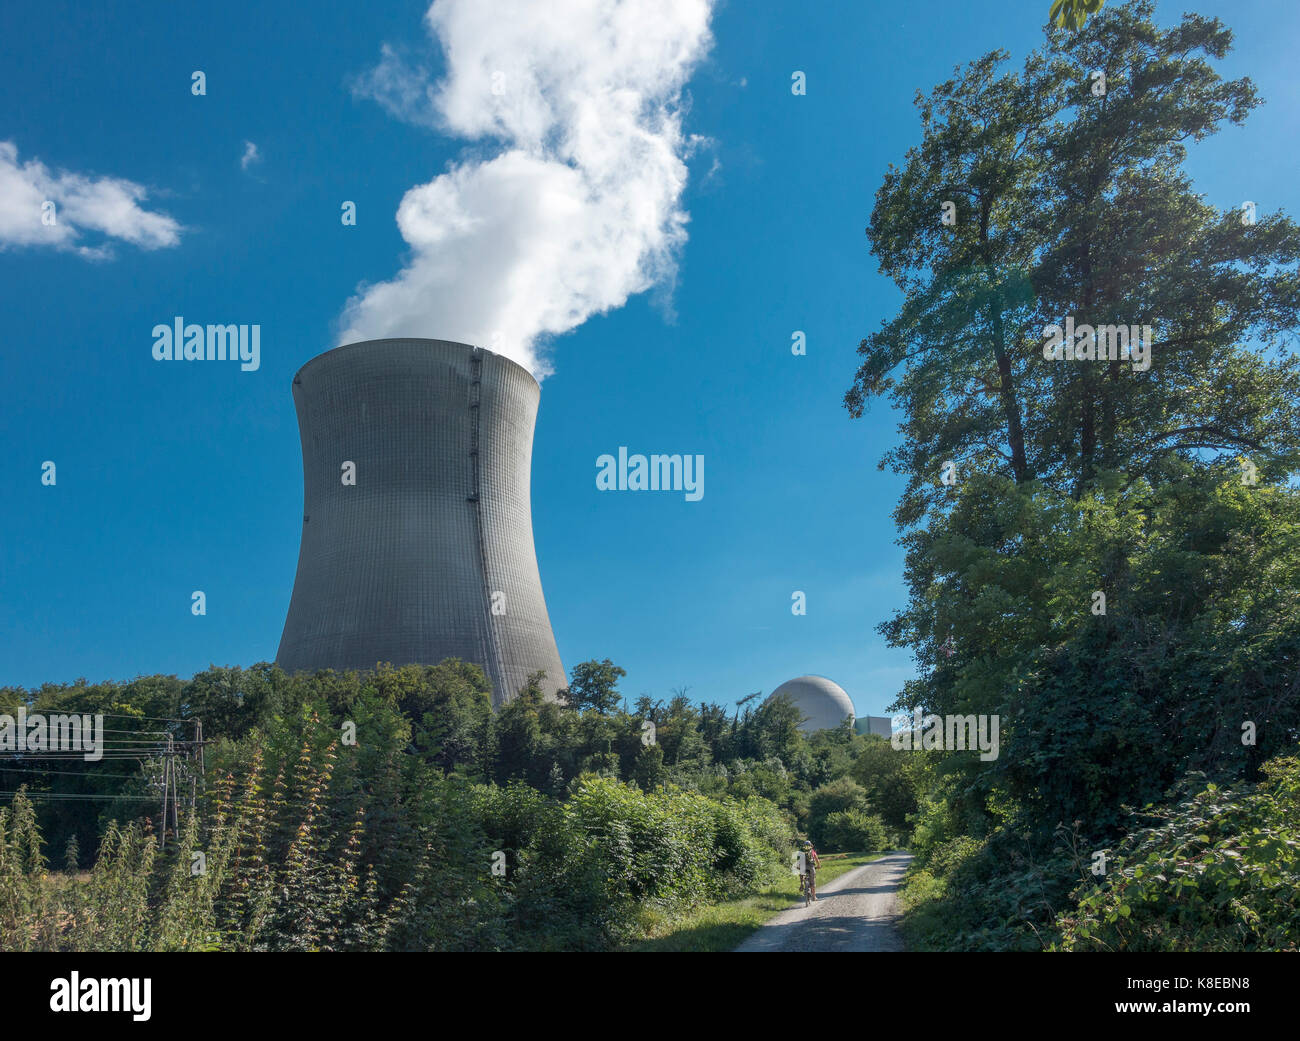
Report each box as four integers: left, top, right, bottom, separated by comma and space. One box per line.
735, 851, 913, 952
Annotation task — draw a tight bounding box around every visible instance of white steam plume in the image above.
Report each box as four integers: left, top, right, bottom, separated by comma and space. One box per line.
343, 0, 715, 379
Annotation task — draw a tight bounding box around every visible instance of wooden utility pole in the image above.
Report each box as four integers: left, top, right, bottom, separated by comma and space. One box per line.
157, 732, 184, 850
168, 733, 180, 839
159, 736, 172, 851
190, 719, 204, 814
196, 719, 205, 796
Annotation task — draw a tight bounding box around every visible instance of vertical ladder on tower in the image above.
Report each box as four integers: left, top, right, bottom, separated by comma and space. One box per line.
467, 347, 496, 695
468, 348, 482, 504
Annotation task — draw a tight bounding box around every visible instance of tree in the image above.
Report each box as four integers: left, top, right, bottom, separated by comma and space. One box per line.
560, 659, 627, 715
744, 695, 804, 764
851, 736, 920, 832
632, 743, 666, 793
807, 776, 870, 848
846, 1, 1300, 822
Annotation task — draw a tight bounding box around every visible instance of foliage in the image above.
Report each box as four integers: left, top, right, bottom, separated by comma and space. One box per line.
1054, 757, 1300, 951
849, 0, 1300, 952
1050, 0, 1105, 31
820, 809, 890, 853
0, 691, 796, 951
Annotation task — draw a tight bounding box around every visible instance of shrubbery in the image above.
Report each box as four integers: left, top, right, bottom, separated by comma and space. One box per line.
820, 809, 889, 853
0, 699, 794, 951
1054, 757, 1300, 952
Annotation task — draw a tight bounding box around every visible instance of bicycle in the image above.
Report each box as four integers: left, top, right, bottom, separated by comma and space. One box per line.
799, 870, 814, 907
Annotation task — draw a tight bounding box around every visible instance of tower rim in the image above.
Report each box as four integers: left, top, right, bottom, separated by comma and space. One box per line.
293, 337, 540, 389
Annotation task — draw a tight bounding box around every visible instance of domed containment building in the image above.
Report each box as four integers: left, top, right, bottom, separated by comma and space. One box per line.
766, 675, 856, 733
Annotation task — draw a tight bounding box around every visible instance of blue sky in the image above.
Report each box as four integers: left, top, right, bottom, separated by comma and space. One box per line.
2, 0, 1297, 719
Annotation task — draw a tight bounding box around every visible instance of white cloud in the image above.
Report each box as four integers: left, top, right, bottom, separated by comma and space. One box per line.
0, 141, 181, 258
240, 141, 262, 171
350, 44, 440, 128
342, 0, 716, 379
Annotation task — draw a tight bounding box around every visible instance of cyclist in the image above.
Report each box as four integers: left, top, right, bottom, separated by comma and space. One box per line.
800, 839, 821, 902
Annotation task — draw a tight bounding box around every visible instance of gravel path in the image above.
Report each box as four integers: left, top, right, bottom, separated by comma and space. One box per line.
735, 851, 913, 952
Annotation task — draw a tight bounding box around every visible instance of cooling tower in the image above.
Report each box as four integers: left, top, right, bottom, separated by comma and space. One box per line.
276, 338, 566, 707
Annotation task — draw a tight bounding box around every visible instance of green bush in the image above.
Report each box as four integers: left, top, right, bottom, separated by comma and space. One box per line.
807, 776, 869, 847
1054, 756, 1300, 952
820, 809, 889, 852
0, 709, 793, 952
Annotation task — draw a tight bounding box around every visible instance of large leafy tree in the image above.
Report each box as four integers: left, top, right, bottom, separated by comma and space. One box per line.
561, 658, 627, 715
847, 0, 1300, 824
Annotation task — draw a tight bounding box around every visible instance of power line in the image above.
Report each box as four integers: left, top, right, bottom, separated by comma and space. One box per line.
0, 748, 168, 754
9, 711, 193, 725
0, 718, 206, 850
0, 791, 154, 801
0, 767, 147, 779
0, 742, 182, 752
0, 754, 164, 762
41, 732, 172, 743
0, 732, 176, 743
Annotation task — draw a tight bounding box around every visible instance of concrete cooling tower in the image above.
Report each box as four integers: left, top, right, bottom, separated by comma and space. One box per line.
276, 338, 566, 708
766, 675, 856, 733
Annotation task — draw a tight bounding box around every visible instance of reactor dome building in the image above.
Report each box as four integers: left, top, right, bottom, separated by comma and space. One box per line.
766, 675, 856, 733
276, 338, 566, 708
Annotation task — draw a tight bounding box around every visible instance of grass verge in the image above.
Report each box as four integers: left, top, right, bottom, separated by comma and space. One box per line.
624, 851, 887, 952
